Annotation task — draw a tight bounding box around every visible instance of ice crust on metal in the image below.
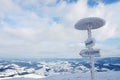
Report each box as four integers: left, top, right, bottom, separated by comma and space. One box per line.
75, 17, 105, 30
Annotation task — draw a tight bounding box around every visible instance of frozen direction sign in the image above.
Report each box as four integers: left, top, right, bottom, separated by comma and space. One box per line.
85, 38, 95, 48
80, 49, 100, 57
75, 17, 105, 80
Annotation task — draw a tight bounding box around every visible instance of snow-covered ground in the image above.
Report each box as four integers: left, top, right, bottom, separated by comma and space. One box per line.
4, 71, 120, 80
0, 57, 120, 80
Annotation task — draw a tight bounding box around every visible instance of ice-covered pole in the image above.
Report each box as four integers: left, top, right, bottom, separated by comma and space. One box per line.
75, 17, 105, 80
87, 26, 95, 80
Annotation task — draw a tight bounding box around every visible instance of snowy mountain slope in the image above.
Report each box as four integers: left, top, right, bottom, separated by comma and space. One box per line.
4, 71, 120, 80
41, 71, 120, 80
0, 57, 120, 79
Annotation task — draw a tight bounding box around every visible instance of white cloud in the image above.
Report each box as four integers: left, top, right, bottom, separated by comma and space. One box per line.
95, 43, 120, 57
0, 0, 120, 58
63, 1, 120, 41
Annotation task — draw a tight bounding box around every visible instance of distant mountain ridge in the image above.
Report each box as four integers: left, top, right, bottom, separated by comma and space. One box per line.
0, 57, 120, 79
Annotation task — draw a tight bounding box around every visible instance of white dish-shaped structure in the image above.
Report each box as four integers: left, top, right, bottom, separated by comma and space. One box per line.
75, 17, 105, 30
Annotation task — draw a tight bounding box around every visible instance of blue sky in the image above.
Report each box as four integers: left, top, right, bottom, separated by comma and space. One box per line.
0, 0, 120, 58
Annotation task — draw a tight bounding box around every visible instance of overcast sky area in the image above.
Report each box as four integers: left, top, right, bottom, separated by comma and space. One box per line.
0, 0, 120, 59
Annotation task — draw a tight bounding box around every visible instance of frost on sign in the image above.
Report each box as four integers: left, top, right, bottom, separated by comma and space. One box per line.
85, 38, 95, 48
80, 49, 100, 57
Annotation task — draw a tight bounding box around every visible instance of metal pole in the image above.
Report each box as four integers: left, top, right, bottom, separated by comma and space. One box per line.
87, 27, 95, 80
90, 56, 95, 80
87, 27, 92, 39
